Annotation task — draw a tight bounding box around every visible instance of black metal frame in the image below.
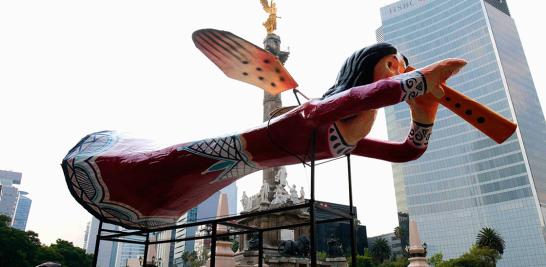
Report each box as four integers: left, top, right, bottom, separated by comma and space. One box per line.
92, 130, 359, 267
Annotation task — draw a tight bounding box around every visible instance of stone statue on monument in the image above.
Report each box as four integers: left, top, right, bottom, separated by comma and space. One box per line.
241, 191, 250, 211
300, 186, 305, 200
290, 184, 299, 203
271, 184, 289, 205
259, 182, 271, 204
274, 167, 288, 187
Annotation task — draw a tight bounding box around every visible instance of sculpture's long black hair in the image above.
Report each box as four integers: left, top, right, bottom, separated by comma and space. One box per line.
322, 43, 408, 99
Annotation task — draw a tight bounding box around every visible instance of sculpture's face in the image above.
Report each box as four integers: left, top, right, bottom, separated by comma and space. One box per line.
373, 53, 407, 81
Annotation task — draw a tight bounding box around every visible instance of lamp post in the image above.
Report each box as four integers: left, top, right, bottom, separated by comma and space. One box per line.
138, 255, 162, 267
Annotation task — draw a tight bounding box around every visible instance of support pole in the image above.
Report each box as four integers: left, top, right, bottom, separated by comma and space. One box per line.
309, 130, 317, 267
210, 223, 217, 267
92, 220, 103, 267
258, 230, 264, 267
143, 232, 150, 267
347, 156, 358, 267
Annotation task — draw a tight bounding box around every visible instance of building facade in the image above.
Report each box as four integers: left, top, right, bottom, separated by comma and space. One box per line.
173, 183, 237, 267
368, 232, 403, 259
315, 201, 367, 256
378, 0, 546, 266
85, 216, 120, 267
0, 170, 22, 220
11, 191, 31, 230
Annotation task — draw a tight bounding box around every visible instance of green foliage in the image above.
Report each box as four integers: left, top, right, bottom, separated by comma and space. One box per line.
435, 245, 500, 267
428, 252, 444, 266
391, 257, 410, 267
476, 227, 505, 255
50, 239, 92, 267
370, 237, 391, 263
347, 255, 374, 267
0, 222, 92, 267
393, 227, 402, 240
317, 251, 328, 261
0, 224, 36, 267
0, 214, 11, 227
347, 253, 408, 267
181, 249, 209, 267
231, 239, 240, 253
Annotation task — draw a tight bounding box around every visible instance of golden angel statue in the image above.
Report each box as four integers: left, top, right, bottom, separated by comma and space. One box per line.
261, 0, 278, 33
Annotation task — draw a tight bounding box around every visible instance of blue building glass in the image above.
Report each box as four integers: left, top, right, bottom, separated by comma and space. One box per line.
11, 191, 31, 231
378, 0, 546, 266
173, 183, 237, 266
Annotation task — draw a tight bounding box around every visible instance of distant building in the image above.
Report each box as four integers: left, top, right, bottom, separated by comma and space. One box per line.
156, 229, 176, 267
83, 184, 236, 266
114, 238, 144, 267
0, 170, 31, 231
315, 201, 367, 256
0, 170, 22, 220
84, 216, 120, 267
368, 233, 403, 259
173, 183, 237, 266
83, 221, 91, 249
378, 0, 546, 265
11, 191, 32, 230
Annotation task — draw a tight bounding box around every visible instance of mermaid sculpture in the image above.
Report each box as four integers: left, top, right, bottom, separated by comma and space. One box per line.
62, 29, 469, 229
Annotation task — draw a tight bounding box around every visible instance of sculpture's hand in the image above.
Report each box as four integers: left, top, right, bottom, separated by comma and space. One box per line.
407, 93, 439, 125
405, 58, 466, 124
419, 58, 467, 99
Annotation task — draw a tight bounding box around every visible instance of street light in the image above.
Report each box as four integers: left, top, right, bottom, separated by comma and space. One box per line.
137, 255, 162, 266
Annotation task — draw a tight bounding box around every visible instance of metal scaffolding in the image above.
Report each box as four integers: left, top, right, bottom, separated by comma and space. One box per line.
92, 130, 359, 267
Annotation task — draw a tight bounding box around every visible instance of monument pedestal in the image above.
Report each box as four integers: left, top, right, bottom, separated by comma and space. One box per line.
236, 209, 309, 256
407, 220, 430, 267
324, 257, 348, 267
408, 257, 429, 267
206, 240, 236, 267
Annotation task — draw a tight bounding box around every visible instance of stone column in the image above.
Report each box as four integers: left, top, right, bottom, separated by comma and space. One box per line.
261, 33, 290, 203
407, 220, 429, 267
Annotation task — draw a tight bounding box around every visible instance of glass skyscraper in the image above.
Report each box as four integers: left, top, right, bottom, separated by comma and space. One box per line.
173, 183, 237, 267
378, 0, 546, 266
12, 191, 31, 231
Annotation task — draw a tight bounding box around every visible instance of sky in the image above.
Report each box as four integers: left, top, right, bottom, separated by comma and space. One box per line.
1, 0, 545, 247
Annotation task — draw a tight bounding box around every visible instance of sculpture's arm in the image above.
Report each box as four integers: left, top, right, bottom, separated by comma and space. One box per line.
351, 120, 433, 162
303, 71, 427, 127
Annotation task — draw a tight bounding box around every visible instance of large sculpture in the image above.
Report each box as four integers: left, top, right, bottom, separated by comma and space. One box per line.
62, 29, 515, 229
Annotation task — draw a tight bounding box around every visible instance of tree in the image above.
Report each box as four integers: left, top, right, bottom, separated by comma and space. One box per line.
438, 245, 500, 267
0, 214, 11, 227
476, 227, 505, 255
370, 237, 391, 263
428, 252, 444, 266
0, 225, 35, 267
27, 230, 42, 246
347, 255, 373, 267
231, 239, 239, 253
48, 239, 92, 267
0, 221, 91, 267
393, 226, 402, 240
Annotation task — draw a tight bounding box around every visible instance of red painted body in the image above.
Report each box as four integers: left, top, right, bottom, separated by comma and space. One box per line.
62, 78, 426, 229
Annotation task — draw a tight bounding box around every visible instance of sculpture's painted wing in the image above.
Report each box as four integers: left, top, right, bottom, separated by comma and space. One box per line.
192, 28, 298, 95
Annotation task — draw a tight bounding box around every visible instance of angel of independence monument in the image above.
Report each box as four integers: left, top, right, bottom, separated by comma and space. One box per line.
235, 0, 309, 263
235, 2, 355, 267
89, 2, 361, 267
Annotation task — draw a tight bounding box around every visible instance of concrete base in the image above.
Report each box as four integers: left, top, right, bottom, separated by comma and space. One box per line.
207, 241, 236, 267
324, 257, 348, 267
408, 256, 429, 267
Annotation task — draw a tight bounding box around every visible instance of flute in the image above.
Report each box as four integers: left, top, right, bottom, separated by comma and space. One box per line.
406, 66, 517, 144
